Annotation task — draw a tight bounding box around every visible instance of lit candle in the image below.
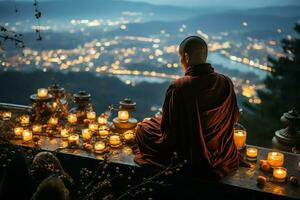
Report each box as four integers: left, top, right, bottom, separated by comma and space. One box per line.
2, 112, 12, 120
68, 134, 79, 146
37, 88, 48, 98
82, 128, 91, 141
109, 135, 121, 148
273, 167, 287, 181
20, 115, 30, 125
94, 141, 106, 153
14, 127, 24, 136
60, 128, 69, 138
87, 111, 96, 120
67, 114, 77, 124
98, 115, 108, 125
246, 147, 258, 161
22, 129, 33, 142
99, 126, 110, 138
52, 102, 58, 109
32, 124, 42, 133
233, 130, 247, 150
267, 152, 284, 167
118, 110, 129, 121
88, 123, 98, 132
123, 130, 135, 141
123, 146, 133, 155
48, 117, 58, 126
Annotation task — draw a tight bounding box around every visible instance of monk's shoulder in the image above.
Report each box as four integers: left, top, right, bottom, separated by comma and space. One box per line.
216, 73, 234, 86
170, 76, 191, 90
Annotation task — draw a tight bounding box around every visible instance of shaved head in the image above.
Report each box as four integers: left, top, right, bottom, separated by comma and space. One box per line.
179, 36, 208, 68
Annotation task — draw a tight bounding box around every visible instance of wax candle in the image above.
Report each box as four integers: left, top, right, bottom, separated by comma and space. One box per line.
48, 117, 58, 126
273, 167, 287, 181
22, 129, 32, 142
109, 135, 121, 148
60, 128, 69, 138
2, 111, 12, 120
99, 126, 110, 138
94, 141, 106, 153
67, 114, 77, 124
98, 115, 108, 125
87, 111, 96, 120
14, 127, 24, 136
20, 115, 30, 125
246, 147, 258, 161
123, 146, 133, 155
88, 123, 98, 132
82, 129, 91, 141
267, 152, 284, 167
118, 110, 129, 121
37, 88, 48, 98
68, 134, 79, 146
233, 130, 247, 150
32, 124, 42, 133
123, 130, 135, 141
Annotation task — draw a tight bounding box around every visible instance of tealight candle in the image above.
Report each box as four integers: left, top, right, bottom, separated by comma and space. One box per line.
94, 141, 106, 153
20, 115, 30, 125
273, 167, 287, 182
87, 111, 96, 120
37, 88, 48, 98
267, 152, 284, 167
32, 124, 42, 133
48, 117, 58, 126
82, 129, 91, 141
246, 147, 258, 161
98, 115, 108, 125
118, 110, 129, 121
60, 128, 69, 138
233, 130, 247, 150
14, 127, 24, 136
109, 135, 121, 148
99, 127, 110, 138
2, 112, 12, 120
123, 130, 135, 141
22, 129, 33, 142
88, 123, 98, 132
68, 134, 79, 146
67, 114, 77, 124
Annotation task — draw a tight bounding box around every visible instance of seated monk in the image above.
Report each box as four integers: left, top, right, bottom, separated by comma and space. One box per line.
134, 36, 242, 178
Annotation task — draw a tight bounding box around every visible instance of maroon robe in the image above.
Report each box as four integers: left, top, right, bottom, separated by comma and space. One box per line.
134, 63, 240, 177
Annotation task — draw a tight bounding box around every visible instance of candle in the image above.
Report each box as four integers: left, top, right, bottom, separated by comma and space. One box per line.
87, 111, 96, 120
48, 117, 58, 126
52, 102, 58, 109
123, 146, 133, 155
99, 126, 110, 138
68, 134, 79, 146
67, 114, 77, 124
32, 124, 42, 133
109, 135, 121, 148
273, 167, 287, 181
233, 130, 247, 150
118, 110, 129, 121
20, 115, 30, 125
94, 141, 106, 153
267, 152, 284, 167
82, 129, 91, 141
60, 128, 69, 138
2, 112, 12, 120
37, 88, 48, 98
14, 127, 24, 136
246, 147, 258, 161
123, 130, 135, 141
88, 123, 98, 132
22, 129, 33, 142
98, 115, 108, 125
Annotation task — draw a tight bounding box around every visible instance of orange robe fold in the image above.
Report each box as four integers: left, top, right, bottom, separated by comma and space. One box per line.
134, 63, 239, 177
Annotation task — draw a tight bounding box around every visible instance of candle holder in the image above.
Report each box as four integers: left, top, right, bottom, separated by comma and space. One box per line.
109, 134, 122, 148
32, 124, 43, 134
113, 98, 138, 130
69, 91, 93, 124
2, 111, 12, 121
22, 129, 33, 142
246, 147, 258, 161
99, 126, 110, 139
123, 130, 135, 144
233, 123, 247, 150
267, 152, 284, 167
14, 127, 24, 139
94, 141, 107, 154
60, 128, 70, 139
19, 115, 31, 127
272, 167, 287, 182
68, 134, 80, 148
82, 128, 92, 142
98, 113, 108, 125
48, 84, 69, 118
30, 91, 54, 123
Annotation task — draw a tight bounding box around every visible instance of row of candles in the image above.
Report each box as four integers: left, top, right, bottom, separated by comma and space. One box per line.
233, 128, 289, 181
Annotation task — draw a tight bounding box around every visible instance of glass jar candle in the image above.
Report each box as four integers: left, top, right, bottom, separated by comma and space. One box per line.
48, 117, 59, 126
123, 130, 135, 142
86, 111, 96, 120
273, 167, 287, 182
68, 134, 80, 146
2, 111, 12, 120
20, 115, 30, 125
82, 128, 91, 141
14, 127, 24, 137
246, 147, 258, 161
109, 135, 121, 148
32, 124, 42, 133
94, 141, 106, 153
67, 114, 77, 124
267, 152, 284, 167
88, 123, 98, 132
60, 128, 69, 138
22, 129, 33, 142
118, 110, 129, 122
233, 130, 247, 150
37, 88, 48, 98
98, 115, 108, 125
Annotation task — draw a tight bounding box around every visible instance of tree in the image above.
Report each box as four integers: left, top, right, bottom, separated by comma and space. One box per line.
240, 23, 300, 146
